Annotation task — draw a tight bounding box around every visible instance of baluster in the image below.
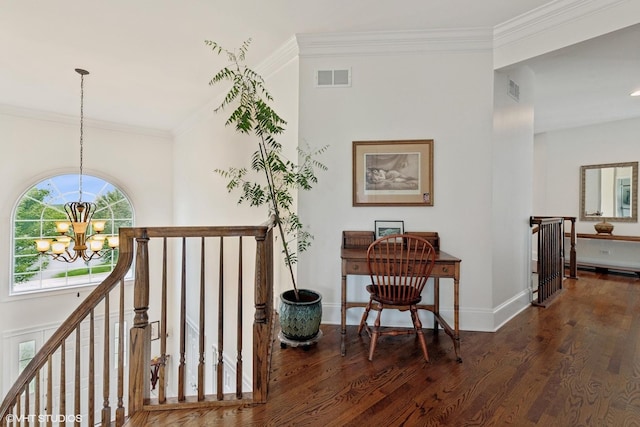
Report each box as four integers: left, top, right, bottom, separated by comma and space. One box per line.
88, 310, 95, 426
548, 224, 553, 296
23, 382, 29, 427
13, 393, 22, 425
544, 224, 550, 300
555, 223, 560, 291
217, 237, 224, 400
198, 237, 206, 401
102, 293, 111, 426
236, 236, 243, 399
35, 370, 40, 423
74, 325, 80, 427
117, 279, 125, 425
46, 356, 52, 427
60, 342, 66, 424
159, 237, 168, 404
178, 238, 186, 401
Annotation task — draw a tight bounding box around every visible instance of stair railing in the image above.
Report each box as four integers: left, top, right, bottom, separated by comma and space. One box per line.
530, 216, 577, 306
1, 217, 275, 426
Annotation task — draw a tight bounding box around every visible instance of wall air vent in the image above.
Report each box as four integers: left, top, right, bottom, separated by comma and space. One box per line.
508, 78, 520, 102
316, 69, 351, 87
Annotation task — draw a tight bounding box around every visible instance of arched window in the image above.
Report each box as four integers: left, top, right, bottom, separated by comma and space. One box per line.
12, 174, 134, 295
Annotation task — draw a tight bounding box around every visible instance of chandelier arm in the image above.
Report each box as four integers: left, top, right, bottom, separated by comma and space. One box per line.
51, 252, 75, 263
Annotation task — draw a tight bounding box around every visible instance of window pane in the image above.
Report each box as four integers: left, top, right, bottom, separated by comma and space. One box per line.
18, 340, 36, 371
12, 174, 134, 294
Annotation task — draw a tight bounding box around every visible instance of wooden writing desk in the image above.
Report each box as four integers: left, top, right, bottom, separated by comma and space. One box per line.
340, 231, 462, 362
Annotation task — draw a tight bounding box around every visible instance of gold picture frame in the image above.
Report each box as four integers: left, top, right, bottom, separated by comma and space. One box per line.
352, 139, 434, 206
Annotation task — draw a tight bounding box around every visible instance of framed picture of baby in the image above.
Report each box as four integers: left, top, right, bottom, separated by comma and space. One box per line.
352, 139, 434, 206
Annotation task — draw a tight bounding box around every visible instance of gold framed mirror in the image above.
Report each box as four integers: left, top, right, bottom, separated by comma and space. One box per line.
580, 161, 638, 222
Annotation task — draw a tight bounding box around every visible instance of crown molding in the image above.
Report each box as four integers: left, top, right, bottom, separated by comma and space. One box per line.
296, 27, 493, 57
0, 104, 172, 139
494, 0, 627, 48
175, 29, 493, 137
254, 36, 299, 79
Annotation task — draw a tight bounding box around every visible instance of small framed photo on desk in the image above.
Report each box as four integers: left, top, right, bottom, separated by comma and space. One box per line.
375, 220, 404, 240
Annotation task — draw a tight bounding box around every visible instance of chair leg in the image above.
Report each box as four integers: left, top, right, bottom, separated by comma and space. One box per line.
411, 306, 429, 362
368, 305, 383, 361
357, 300, 373, 335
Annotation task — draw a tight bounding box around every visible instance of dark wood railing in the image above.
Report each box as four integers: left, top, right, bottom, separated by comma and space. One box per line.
1, 217, 275, 426
530, 216, 577, 306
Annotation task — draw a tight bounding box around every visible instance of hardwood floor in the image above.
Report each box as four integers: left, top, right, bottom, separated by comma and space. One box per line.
131, 271, 640, 426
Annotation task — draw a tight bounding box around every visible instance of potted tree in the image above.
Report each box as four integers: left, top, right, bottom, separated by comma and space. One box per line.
206, 39, 327, 343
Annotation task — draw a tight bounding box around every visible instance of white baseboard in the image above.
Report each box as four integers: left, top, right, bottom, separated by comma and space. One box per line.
320, 289, 531, 333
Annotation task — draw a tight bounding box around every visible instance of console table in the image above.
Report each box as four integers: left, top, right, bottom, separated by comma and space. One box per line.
566, 232, 640, 275
340, 231, 462, 362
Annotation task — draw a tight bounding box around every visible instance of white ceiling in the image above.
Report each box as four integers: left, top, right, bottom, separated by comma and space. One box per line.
519, 23, 640, 134
1, 0, 638, 134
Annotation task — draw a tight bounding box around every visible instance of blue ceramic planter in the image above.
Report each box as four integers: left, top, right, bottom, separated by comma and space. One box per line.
279, 289, 322, 341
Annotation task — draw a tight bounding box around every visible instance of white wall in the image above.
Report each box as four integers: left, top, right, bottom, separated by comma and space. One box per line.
296, 32, 499, 331
0, 110, 173, 394
534, 117, 640, 235
492, 66, 535, 328
534, 117, 640, 270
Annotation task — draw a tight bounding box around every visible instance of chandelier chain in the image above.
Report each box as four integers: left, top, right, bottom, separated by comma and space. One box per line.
79, 71, 85, 202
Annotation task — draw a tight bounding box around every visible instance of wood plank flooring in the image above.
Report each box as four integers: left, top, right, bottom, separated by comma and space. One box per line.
129, 271, 640, 426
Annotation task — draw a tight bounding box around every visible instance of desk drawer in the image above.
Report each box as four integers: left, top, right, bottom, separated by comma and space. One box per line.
345, 260, 455, 277
431, 263, 455, 277
345, 260, 368, 274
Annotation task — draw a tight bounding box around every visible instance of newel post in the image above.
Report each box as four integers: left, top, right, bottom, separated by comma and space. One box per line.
253, 226, 273, 403
129, 230, 151, 414
568, 217, 578, 279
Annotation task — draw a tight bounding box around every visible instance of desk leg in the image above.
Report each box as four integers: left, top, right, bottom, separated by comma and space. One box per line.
341, 270, 347, 356
433, 277, 440, 333
453, 275, 461, 363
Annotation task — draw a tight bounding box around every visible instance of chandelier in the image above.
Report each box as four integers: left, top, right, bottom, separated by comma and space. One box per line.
35, 68, 119, 263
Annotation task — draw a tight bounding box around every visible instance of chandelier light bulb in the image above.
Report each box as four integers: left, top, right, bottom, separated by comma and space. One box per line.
35, 239, 51, 253
107, 236, 120, 248
56, 222, 70, 233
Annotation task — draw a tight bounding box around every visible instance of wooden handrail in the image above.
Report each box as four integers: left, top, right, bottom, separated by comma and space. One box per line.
1, 217, 276, 426
0, 228, 135, 422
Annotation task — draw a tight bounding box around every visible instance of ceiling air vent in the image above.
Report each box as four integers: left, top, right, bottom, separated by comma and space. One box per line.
508, 78, 520, 102
316, 69, 351, 87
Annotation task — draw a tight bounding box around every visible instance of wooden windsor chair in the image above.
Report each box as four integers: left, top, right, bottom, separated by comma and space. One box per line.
357, 234, 436, 361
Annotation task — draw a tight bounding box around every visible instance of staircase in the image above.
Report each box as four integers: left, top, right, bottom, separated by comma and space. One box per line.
1, 217, 275, 426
